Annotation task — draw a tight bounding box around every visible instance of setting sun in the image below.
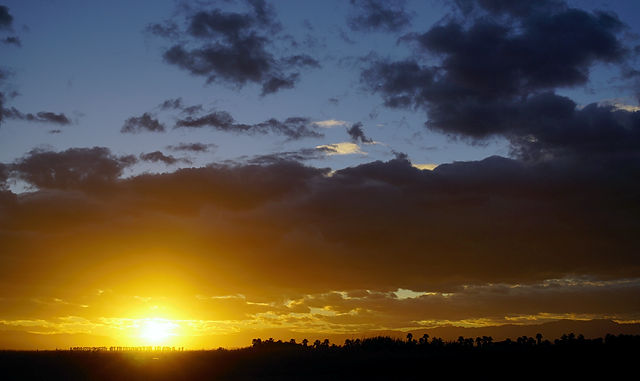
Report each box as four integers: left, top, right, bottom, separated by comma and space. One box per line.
140, 319, 177, 345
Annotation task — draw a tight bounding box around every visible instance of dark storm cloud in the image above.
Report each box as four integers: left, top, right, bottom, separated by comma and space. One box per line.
346, 122, 373, 144
2, 36, 19, 46
140, 151, 191, 166
348, 0, 411, 32
10, 147, 136, 190
150, 1, 319, 95
0, 5, 13, 30
2, 154, 639, 294
166, 142, 217, 153
175, 111, 323, 140
120, 112, 165, 133
362, 0, 637, 161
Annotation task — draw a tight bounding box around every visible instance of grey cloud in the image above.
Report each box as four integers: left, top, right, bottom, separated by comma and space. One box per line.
247, 146, 335, 165
140, 151, 191, 166
362, 0, 637, 162
166, 143, 217, 153
2, 36, 20, 46
2, 155, 639, 294
1, 107, 71, 125
346, 122, 373, 144
121, 112, 165, 133
0, 6, 13, 30
175, 112, 323, 140
151, 1, 318, 95
10, 147, 136, 191
159, 98, 183, 110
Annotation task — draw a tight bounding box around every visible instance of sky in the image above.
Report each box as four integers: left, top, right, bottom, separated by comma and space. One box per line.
0, 0, 639, 349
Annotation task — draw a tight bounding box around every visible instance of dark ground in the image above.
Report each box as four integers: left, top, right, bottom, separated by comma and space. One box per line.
1, 334, 638, 380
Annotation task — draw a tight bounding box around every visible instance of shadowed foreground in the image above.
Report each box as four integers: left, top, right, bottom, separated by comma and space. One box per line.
2, 334, 638, 380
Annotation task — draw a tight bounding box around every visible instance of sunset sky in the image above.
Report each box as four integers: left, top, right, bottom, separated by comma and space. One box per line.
1, 0, 640, 349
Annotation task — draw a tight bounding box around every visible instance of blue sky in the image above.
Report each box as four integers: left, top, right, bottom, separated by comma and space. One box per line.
2, 1, 638, 175
9, 0, 636, 171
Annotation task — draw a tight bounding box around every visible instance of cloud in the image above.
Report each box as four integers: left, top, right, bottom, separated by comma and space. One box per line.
10, 147, 136, 190
346, 122, 373, 144
121, 112, 165, 133
150, 1, 319, 95
166, 143, 217, 153
247, 146, 336, 165
348, 0, 411, 32
159, 98, 183, 111
315, 142, 364, 155
0, 163, 8, 190
2, 155, 640, 298
140, 151, 191, 166
175, 112, 323, 140
597, 99, 640, 112
2, 36, 20, 46
362, 0, 637, 161
1, 108, 71, 125
0, 70, 72, 127
0, 6, 13, 30
313, 119, 348, 128
411, 163, 438, 171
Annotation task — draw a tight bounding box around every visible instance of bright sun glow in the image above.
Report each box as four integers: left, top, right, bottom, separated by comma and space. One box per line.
140, 319, 176, 344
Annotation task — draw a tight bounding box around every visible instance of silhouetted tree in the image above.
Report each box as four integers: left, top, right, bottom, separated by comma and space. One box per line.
536, 333, 543, 345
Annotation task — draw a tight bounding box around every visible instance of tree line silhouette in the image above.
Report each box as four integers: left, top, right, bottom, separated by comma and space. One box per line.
248, 332, 640, 352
